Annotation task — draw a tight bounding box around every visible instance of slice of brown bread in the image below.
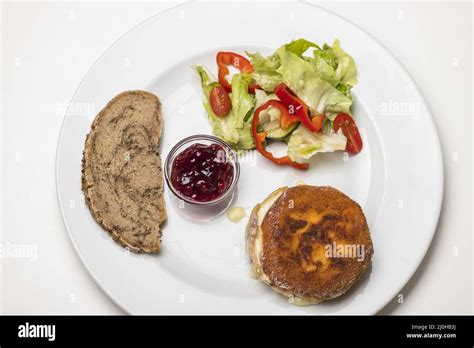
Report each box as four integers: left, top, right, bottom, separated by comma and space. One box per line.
82, 90, 167, 253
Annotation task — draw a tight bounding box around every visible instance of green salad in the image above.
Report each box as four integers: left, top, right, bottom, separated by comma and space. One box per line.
194, 38, 362, 169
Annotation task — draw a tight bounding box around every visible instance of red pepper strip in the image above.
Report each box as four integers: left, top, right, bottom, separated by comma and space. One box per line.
274, 83, 317, 132
216, 52, 261, 93
311, 114, 325, 133
263, 99, 297, 130
252, 100, 309, 170
280, 107, 299, 130
247, 83, 262, 94
217, 65, 232, 93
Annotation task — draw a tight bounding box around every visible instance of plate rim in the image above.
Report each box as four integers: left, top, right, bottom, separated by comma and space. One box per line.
55, 1, 444, 315
313, 1, 445, 314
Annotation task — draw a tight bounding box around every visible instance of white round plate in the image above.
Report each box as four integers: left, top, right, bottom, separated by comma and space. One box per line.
56, 2, 443, 314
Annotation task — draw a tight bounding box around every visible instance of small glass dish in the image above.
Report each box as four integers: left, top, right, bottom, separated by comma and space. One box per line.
164, 134, 240, 206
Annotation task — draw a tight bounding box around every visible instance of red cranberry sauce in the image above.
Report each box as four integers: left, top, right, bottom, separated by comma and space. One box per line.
170, 143, 234, 202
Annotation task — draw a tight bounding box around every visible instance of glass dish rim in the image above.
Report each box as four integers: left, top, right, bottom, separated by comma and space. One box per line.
164, 134, 241, 206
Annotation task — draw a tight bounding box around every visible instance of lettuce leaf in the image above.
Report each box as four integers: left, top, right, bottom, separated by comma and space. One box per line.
194, 66, 239, 144
307, 40, 357, 98
245, 51, 280, 71
254, 89, 277, 108
231, 73, 255, 129
287, 124, 347, 162
235, 122, 255, 150
312, 43, 338, 69
250, 71, 282, 92
332, 39, 358, 87
306, 44, 338, 86
277, 48, 352, 120
246, 39, 320, 92
245, 51, 282, 92
247, 38, 357, 99
195, 66, 255, 149
285, 38, 321, 56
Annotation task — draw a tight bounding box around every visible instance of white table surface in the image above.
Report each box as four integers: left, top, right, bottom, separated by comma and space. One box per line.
1, 0, 472, 315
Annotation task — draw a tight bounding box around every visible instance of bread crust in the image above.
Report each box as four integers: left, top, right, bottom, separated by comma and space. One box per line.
82, 90, 167, 253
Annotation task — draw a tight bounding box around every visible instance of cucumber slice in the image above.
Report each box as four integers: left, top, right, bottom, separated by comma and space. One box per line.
257, 103, 298, 140
266, 122, 298, 140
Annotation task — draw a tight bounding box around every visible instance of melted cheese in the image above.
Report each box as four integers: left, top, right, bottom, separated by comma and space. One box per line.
291, 296, 321, 306
226, 206, 246, 222
252, 187, 286, 283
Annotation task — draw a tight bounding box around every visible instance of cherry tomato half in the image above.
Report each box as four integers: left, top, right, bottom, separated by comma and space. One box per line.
210, 85, 231, 117
333, 113, 363, 154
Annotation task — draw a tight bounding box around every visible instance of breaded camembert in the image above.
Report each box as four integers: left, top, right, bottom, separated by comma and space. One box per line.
246, 185, 373, 305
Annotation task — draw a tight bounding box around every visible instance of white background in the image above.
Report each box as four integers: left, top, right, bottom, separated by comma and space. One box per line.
1, 1, 472, 314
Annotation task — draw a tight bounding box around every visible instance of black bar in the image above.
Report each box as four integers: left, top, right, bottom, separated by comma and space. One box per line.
0, 315, 472, 346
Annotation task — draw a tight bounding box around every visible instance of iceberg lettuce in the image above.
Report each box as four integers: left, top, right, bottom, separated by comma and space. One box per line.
231, 73, 255, 129
277, 48, 352, 120
287, 124, 347, 162
194, 66, 255, 149
194, 66, 239, 144
247, 38, 357, 96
